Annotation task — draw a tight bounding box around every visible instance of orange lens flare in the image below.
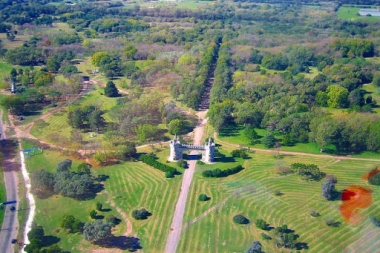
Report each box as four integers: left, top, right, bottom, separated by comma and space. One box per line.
340, 186, 372, 225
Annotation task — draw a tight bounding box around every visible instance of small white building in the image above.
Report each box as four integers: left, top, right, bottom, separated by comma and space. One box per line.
359, 8, 380, 17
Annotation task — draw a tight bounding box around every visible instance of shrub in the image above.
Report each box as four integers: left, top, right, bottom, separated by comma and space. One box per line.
261, 233, 272, 240
231, 149, 249, 159
106, 215, 121, 226
197, 160, 205, 165
309, 210, 320, 217
325, 218, 340, 227
291, 163, 324, 181
233, 214, 250, 224
255, 219, 269, 230
90, 210, 97, 219
368, 170, 380, 185
202, 165, 244, 178
198, 194, 210, 201
96, 202, 102, 211
177, 159, 188, 168
165, 171, 174, 178
370, 216, 380, 227
140, 154, 178, 176
132, 208, 151, 220
274, 190, 282, 196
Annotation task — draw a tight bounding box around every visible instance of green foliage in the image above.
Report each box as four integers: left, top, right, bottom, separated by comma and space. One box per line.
56, 159, 72, 173
322, 176, 338, 201
51, 32, 82, 45
83, 220, 113, 242
246, 240, 263, 253
202, 165, 244, 178
261, 53, 289, 70
0, 95, 25, 115
90, 210, 97, 219
96, 202, 103, 211
368, 170, 380, 185
198, 194, 210, 201
291, 163, 324, 181
326, 85, 348, 108
132, 208, 151, 220
61, 215, 83, 233
168, 119, 185, 135
370, 216, 380, 227
134, 124, 158, 142
255, 219, 269, 230
5, 46, 44, 66
104, 81, 119, 97
30, 170, 55, 196
261, 233, 272, 241
231, 149, 249, 159
177, 159, 188, 168
139, 154, 178, 176
59, 65, 78, 77
309, 210, 320, 217
243, 125, 259, 143
331, 38, 374, 58
262, 132, 276, 148
233, 214, 250, 224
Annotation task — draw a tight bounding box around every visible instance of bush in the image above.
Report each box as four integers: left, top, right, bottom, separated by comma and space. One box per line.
261, 233, 272, 240
90, 210, 97, 219
202, 165, 244, 178
106, 215, 121, 226
370, 216, 380, 227
368, 170, 380, 185
140, 154, 178, 176
255, 219, 269, 230
274, 190, 283, 196
325, 218, 340, 227
197, 160, 205, 165
231, 149, 249, 159
233, 214, 250, 224
132, 208, 151, 220
177, 159, 188, 168
165, 171, 175, 178
309, 210, 320, 217
96, 202, 102, 211
198, 194, 210, 201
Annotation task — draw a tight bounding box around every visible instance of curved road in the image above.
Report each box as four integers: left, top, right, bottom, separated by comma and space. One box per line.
0, 113, 19, 253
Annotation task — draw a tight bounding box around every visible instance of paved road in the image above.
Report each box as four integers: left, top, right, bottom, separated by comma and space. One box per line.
0, 113, 19, 253
165, 112, 207, 253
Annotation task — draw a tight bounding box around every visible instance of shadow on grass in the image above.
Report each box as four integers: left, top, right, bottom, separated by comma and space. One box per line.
295, 242, 309, 250
42, 235, 60, 247
95, 236, 142, 251
219, 124, 243, 137
214, 156, 236, 163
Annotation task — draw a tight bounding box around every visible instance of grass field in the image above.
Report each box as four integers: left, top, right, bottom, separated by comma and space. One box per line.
23, 140, 183, 252
0, 61, 13, 89
178, 150, 380, 253
337, 6, 380, 21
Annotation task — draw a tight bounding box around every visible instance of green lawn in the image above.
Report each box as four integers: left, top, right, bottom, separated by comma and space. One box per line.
0, 61, 13, 89
337, 6, 380, 21
24, 140, 183, 252
178, 150, 380, 253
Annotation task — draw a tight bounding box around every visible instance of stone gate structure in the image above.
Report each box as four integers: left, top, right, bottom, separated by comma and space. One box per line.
169, 135, 215, 163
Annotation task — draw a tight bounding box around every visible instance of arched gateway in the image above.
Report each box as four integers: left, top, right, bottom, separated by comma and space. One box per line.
169, 135, 215, 163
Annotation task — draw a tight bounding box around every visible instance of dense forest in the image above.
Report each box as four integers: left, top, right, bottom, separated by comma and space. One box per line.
0, 0, 379, 156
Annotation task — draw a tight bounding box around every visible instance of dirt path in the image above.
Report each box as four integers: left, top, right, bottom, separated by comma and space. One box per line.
214, 133, 380, 163
164, 111, 207, 253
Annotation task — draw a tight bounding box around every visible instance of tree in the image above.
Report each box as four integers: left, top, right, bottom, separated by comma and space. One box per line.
326, 85, 348, 108
89, 109, 106, 133
262, 132, 276, 148
255, 219, 269, 230
246, 241, 263, 253
77, 163, 91, 175
30, 170, 55, 196
26, 225, 45, 249
90, 210, 97, 219
83, 220, 113, 242
198, 194, 209, 201
370, 216, 380, 227
168, 119, 185, 135
46, 56, 61, 72
104, 81, 119, 97
322, 176, 338, 200
56, 159, 72, 173
96, 202, 103, 211
243, 125, 259, 143
309, 118, 337, 152
0, 96, 25, 115
368, 171, 380, 186
61, 215, 83, 233
132, 208, 151, 220
233, 214, 250, 224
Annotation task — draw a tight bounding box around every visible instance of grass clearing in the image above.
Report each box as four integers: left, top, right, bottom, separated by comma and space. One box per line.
0, 61, 13, 89
337, 6, 380, 21
24, 139, 183, 252
179, 149, 380, 253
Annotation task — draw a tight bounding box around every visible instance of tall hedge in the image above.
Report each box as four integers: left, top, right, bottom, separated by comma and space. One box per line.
139, 155, 178, 177
202, 165, 244, 178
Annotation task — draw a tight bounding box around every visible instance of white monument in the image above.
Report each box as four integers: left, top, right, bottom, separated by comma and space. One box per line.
169, 135, 215, 163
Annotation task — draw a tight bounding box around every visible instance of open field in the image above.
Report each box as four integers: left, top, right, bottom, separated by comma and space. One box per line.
23, 139, 183, 252
178, 149, 380, 253
337, 6, 380, 21
0, 61, 13, 89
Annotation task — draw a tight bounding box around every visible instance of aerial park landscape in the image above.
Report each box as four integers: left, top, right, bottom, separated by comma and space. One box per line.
0, 0, 380, 252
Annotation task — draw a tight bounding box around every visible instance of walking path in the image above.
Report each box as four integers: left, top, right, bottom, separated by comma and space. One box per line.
165, 111, 207, 253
